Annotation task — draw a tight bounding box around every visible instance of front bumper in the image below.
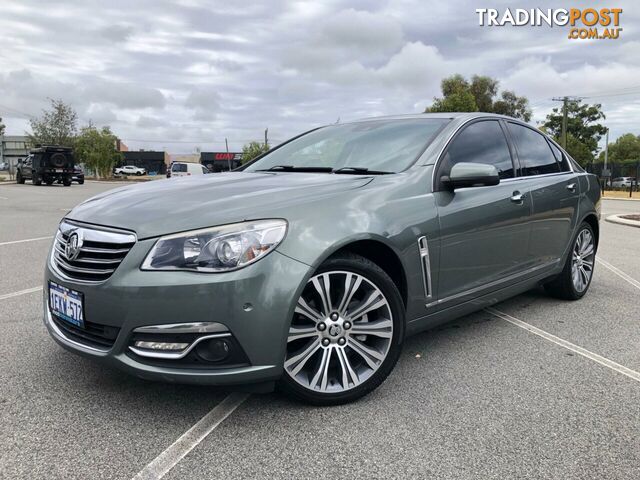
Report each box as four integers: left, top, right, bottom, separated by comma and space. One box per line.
43, 236, 312, 386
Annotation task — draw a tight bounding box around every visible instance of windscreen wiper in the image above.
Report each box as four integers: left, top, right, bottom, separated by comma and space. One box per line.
332, 167, 393, 175
255, 165, 334, 172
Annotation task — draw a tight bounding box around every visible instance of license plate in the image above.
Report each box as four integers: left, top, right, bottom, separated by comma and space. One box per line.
49, 281, 84, 328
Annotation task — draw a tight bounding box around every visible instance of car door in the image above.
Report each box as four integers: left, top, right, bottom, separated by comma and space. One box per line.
505, 122, 580, 269
432, 119, 532, 306
23, 156, 33, 177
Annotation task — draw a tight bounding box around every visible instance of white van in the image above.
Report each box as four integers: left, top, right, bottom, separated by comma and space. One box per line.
167, 162, 210, 178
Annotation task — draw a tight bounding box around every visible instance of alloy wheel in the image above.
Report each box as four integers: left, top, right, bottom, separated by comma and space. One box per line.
284, 270, 394, 393
571, 228, 595, 293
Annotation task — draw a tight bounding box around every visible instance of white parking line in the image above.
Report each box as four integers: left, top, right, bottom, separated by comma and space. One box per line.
597, 257, 640, 291
0, 235, 53, 246
486, 307, 640, 383
131, 393, 250, 480
0, 286, 43, 301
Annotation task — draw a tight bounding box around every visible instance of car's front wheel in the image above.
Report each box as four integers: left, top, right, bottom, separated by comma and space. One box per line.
280, 253, 404, 405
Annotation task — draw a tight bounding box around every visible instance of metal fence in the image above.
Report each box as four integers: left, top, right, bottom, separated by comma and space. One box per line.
585, 161, 640, 192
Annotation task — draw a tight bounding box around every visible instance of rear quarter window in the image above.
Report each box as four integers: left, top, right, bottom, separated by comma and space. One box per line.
508, 123, 560, 176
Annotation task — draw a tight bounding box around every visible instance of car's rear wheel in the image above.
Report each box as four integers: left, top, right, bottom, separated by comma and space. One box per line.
16, 171, 25, 184
45, 176, 54, 186
280, 253, 404, 405
544, 222, 596, 300
33, 175, 42, 186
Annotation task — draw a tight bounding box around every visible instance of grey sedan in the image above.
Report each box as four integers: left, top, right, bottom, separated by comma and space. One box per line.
44, 113, 600, 405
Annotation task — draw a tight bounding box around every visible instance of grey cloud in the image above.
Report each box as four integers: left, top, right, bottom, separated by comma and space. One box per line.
1, 0, 639, 153
136, 115, 165, 128
185, 88, 221, 121
100, 24, 135, 42
84, 81, 166, 110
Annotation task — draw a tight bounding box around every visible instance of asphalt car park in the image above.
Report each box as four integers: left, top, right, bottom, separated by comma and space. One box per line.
1, 181, 639, 479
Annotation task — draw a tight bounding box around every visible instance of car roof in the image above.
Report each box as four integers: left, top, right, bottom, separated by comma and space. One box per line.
340, 112, 513, 125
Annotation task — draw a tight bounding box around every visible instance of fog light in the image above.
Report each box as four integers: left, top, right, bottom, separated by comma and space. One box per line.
134, 341, 189, 351
195, 338, 231, 362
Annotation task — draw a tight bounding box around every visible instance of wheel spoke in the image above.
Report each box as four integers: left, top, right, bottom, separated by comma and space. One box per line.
285, 338, 320, 376
311, 273, 332, 316
337, 273, 362, 315
336, 347, 360, 389
579, 266, 590, 286
581, 244, 594, 258
310, 346, 332, 391
295, 296, 323, 323
581, 231, 592, 253
288, 325, 318, 343
348, 337, 384, 369
350, 318, 393, 338
347, 290, 386, 320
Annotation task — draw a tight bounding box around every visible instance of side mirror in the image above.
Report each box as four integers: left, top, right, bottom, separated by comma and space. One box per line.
441, 162, 500, 189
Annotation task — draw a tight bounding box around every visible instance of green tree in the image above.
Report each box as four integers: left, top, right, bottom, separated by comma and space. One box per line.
543, 102, 607, 164
74, 125, 122, 179
560, 133, 592, 166
426, 74, 532, 121
0, 117, 5, 136
601, 133, 640, 163
241, 141, 269, 164
27, 99, 78, 147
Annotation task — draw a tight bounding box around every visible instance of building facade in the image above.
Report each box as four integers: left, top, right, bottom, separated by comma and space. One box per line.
200, 152, 243, 172
120, 151, 169, 175
0, 135, 31, 173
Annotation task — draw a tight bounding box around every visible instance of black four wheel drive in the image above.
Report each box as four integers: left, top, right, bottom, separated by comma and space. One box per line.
16, 146, 75, 186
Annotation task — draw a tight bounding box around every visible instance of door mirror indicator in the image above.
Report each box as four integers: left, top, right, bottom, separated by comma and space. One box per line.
441, 162, 500, 189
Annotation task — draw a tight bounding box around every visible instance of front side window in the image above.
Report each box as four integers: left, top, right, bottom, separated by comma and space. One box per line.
172, 163, 187, 172
244, 119, 449, 173
439, 120, 514, 181
509, 123, 560, 176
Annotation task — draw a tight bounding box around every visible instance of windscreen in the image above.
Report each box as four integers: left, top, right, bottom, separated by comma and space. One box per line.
245, 119, 449, 173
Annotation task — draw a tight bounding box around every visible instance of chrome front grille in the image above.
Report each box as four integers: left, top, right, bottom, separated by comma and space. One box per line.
51, 221, 136, 283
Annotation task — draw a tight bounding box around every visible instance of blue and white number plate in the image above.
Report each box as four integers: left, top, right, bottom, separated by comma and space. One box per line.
49, 281, 84, 328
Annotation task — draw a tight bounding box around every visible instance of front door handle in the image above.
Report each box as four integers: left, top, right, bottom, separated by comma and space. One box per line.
510, 191, 526, 203
567, 182, 577, 192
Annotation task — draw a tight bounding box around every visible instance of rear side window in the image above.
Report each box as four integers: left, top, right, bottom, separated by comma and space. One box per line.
548, 141, 571, 172
509, 123, 560, 176
439, 120, 514, 180
172, 163, 187, 172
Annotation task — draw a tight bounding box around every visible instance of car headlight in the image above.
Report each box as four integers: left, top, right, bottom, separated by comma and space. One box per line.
141, 220, 287, 272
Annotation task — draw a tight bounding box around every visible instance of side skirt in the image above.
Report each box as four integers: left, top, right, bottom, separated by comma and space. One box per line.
405, 267, 560, 336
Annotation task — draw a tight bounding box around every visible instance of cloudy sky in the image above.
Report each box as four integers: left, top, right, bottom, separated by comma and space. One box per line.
1, 0, 638, 153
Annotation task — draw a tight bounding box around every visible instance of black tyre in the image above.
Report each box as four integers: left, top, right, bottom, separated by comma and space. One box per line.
78, 179, 84, 185
63, 178, 72, 187
45, 177, 54, 186
17, 171, 25, 184
33, 175, 42, 186
544, 222, 596, 300
279, 252, 405, 405
136, 171, 143, 176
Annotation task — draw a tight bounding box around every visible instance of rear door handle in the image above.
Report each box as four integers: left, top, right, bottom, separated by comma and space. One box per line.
567, 183, 577, 192
510, 191, 526, 203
